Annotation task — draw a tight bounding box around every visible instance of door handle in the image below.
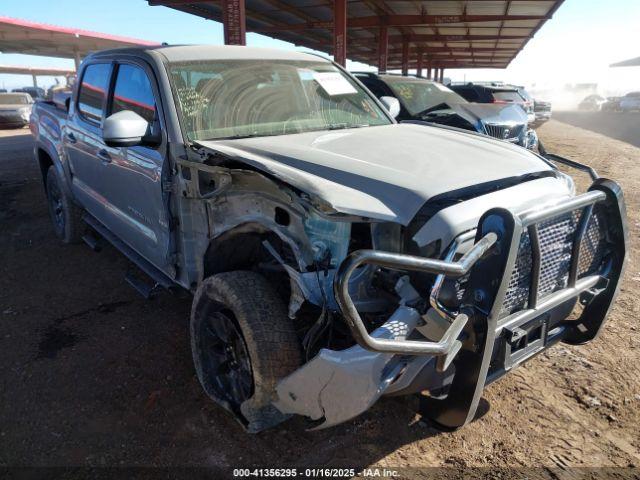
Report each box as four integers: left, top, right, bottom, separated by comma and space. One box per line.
97, 149, 112, 163
66, 132, 77, 144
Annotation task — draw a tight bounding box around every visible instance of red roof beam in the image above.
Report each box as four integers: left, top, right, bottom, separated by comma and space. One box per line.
384, 63, 506, 69
365, 55, 510, 64
386, 46, 517, 53
345, 34, 528, 47
369, 59, 508, 65
251, 15, 547, 32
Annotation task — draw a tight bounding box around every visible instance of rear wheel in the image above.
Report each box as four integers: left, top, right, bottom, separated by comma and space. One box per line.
45, 167, 83, 244
191, 271, 303, 432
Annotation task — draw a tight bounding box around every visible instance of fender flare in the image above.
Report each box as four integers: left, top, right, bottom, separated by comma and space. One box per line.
35, 140, 74, 200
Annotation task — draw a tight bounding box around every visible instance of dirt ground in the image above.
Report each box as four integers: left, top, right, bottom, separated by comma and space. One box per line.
553, 111, 640, 148
1, 120, 639, 475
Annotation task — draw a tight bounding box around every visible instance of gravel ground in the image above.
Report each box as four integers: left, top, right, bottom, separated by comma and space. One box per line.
0, 121, 639, 475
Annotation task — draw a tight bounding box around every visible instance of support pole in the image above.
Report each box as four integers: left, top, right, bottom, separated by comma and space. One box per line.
32, 74, 38, 88
401, 40, 409, 76
441, 68, 446, 83
377, 26, 388, 74
73, 50, 81, 71
427, 61, 432, 80
416, 51, 423, 77
333, 0, 347, 66
222, 0, 246, 45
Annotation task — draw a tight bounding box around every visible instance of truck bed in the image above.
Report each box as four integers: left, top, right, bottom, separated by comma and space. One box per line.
30, 100, 68, 149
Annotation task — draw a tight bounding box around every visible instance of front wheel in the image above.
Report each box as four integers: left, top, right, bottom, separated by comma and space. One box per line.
190, 271, 303, 432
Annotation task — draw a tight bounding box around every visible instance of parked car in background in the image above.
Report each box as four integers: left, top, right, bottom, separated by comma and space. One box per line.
533, 99, 552, 125
449, 82, 535, 122
0, 92, 34, 128
578, 94, 606, 111
601, 96, 622, 112
13, 86, 45, 100
620, 92, 640, 112
31, 45, 627, 433
512, 85, 537, 125
353, 72, 537, 149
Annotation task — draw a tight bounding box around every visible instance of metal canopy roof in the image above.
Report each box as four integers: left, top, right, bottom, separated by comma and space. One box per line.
0, 65, 75, 76
0, 16, 159, 65
610, 56, 640, 68
149, 0, 564, 70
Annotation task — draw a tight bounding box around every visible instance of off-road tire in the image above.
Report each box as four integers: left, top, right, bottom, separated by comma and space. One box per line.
191, 271, 303, 432
45, 167, 84, 244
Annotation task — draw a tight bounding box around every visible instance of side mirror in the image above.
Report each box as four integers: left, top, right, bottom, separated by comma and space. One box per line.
103, 110, 155, 147
380, 96, 400, 118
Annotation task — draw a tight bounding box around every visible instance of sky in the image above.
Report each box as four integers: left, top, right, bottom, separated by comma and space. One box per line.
1, 0, 638, 98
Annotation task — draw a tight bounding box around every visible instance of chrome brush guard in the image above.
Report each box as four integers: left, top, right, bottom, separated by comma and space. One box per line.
334, 179, 627, 429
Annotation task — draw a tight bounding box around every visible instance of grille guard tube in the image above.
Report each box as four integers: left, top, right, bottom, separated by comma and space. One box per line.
334, 232, 497, 356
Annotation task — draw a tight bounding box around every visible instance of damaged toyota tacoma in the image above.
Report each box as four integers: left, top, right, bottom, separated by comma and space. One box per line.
30, 45, 627, 433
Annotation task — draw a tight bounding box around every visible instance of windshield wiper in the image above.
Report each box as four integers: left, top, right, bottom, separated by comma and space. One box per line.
213, 133, 260, 140
209, 123, 371, 140
326, 123, 370, 130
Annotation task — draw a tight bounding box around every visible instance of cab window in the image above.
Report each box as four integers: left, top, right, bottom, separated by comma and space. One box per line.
77, 63, 111, 124
111, 64, 157, 123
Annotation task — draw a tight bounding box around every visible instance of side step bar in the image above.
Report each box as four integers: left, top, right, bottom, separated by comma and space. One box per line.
82, 231, 104, 252
125, 271, 165, 299
82, 214, 175, 294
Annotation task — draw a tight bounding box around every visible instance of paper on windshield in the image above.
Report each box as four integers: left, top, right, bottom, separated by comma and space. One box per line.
313, 72, 357, 96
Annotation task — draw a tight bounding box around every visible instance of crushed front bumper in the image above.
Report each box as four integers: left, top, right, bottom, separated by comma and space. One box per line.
274, 179, 627, 429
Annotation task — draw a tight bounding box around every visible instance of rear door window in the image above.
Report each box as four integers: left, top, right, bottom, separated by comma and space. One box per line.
77, 63, 111, 124
111, 64, 157, 123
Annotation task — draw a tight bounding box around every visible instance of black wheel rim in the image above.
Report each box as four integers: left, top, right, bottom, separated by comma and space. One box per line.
47, 178, 65, 234
200, 309, 253, 410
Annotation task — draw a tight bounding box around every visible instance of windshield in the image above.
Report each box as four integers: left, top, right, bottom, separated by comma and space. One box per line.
168, 60, 392, 141
382, 77, 467, 116
0, 94, 31, 105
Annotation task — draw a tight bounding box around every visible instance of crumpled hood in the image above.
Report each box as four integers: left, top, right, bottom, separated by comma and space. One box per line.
196, 123, 552, 225
448, 102, 528, 126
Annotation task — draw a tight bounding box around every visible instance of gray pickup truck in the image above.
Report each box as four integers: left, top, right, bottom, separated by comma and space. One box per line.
30, 45, 627, 433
